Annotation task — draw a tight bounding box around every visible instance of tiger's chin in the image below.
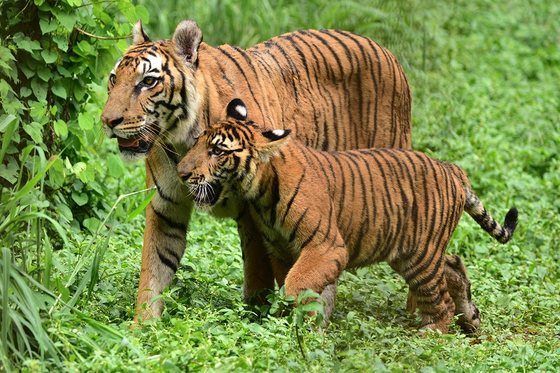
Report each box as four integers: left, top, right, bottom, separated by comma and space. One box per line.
119, 149, 149, 162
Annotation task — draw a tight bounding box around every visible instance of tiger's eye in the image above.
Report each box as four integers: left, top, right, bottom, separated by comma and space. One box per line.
109, 74, 116, 86
142, 76, 157, 86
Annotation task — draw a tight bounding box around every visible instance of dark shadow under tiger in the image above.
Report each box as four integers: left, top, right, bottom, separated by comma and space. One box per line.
177, 99, 518, 333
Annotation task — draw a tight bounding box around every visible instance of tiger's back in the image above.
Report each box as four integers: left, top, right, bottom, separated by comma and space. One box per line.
197, 29, 411, 151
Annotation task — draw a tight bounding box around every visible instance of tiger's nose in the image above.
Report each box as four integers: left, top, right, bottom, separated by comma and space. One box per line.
178, 172, 192, 181
100, 115, 124, 129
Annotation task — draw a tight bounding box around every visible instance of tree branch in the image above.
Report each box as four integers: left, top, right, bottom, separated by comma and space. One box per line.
73, 26, 131, 40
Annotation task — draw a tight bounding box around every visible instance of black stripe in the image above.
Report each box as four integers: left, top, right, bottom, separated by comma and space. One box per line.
156, 246, 179, 272
280, 170, 305, 223
151, 203, 187, 231
147, 159, 179, 205
300, 215, 322, 250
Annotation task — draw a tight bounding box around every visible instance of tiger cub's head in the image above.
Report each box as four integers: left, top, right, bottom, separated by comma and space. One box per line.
101, 20, 203, 161
177, 99, 291, 210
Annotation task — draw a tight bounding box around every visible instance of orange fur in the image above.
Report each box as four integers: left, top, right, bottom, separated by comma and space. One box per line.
177, 100, 518, 332
100, 20, 412, 322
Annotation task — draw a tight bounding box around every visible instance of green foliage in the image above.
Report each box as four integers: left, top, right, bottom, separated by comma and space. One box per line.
0, 0, 153, 370
0, 0, 149, 224
1, 0, 560, 371
135, 0, 430, 68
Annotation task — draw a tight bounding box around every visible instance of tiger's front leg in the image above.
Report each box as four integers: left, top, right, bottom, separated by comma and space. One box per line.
237, 213, 276, 305
135, 152, 193, 323
269, 256, 337, 322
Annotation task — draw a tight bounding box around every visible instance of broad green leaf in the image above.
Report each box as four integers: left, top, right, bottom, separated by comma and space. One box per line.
57, 65, 71, 77
16, 39, 41, 53
72, 162, 87, 175
53, 35, 69, 52
77, 40, 91, 54
107, 154, 125, 179
56, 12, 77, 31
135, 5, 150, 23
41, 49, 58, 64
78, 113, 94, 131
30, 77, 47, 102
71, 191, 88, 206
0, 114, 16, 133
30, 105, 47, 120
0, 158, 19, 184
23, 122, 43, 144
51, 83, 67, 99
118, 2, 137, 22
56, 203, 73, 222
83, 217, 101, 234
301, 301, 324, 313
20, 87, 32, 97
19, 63, 35, 79
0, 115, 17, 165
54, 120, 68, 138
39, 19, 58, 34
0, 80, 13, 97
36, 66, 53, 81
73, 82, 86, 101
76, 164, 95, 183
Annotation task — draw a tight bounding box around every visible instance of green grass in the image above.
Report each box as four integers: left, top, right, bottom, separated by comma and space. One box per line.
4, 0, 560, 371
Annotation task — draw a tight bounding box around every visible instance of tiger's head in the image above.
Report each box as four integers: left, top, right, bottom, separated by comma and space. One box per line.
176, 99, 291, 211
101, 20, 204, 161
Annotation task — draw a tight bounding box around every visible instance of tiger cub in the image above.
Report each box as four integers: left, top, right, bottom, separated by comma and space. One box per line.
176, 99, 518, 333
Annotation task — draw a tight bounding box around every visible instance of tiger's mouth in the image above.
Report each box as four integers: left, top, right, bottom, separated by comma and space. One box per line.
191, 182, 223, 206
116, 124, 160, 154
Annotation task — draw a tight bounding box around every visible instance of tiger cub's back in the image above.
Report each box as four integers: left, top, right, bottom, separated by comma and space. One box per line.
265, 144, 468, 268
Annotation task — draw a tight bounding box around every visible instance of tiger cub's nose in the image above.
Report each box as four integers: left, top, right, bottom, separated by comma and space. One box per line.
178, 172, 191, 181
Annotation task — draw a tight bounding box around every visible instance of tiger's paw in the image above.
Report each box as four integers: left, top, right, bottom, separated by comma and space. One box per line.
456, 304, 481, 334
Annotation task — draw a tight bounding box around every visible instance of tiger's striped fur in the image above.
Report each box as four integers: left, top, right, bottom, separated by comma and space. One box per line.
100, 20, 412, 322
177, 99, 518, 333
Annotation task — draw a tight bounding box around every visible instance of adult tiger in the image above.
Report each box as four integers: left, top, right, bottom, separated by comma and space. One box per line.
100, 20, 412, 322
176, 99, 518, 333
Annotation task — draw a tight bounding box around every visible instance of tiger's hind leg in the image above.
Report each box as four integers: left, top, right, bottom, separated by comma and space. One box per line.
444, 254, 481, 333
393, 252, 455, 333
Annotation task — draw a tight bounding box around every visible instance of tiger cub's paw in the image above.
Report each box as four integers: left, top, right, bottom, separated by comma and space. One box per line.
456, 304, 481, 334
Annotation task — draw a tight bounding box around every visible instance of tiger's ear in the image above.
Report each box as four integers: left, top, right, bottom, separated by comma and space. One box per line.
172, 20, 203, 67
226, 98, 248, 121
256, 129, 292, 160
132, 19, 151, 45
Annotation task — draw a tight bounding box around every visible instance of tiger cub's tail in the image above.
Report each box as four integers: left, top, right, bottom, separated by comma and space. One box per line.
464, 187, 518, 244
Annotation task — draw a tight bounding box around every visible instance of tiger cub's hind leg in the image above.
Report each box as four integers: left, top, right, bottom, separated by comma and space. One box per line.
445, 254, 481, 333
405, 255, 480, 333
394, 253, 455, 333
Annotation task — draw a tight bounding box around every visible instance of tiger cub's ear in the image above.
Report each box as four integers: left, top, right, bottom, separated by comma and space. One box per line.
172, 20, 203, 67
133, 19, 151, 45
226, 98, 248, 121
256, 129, 292, 161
